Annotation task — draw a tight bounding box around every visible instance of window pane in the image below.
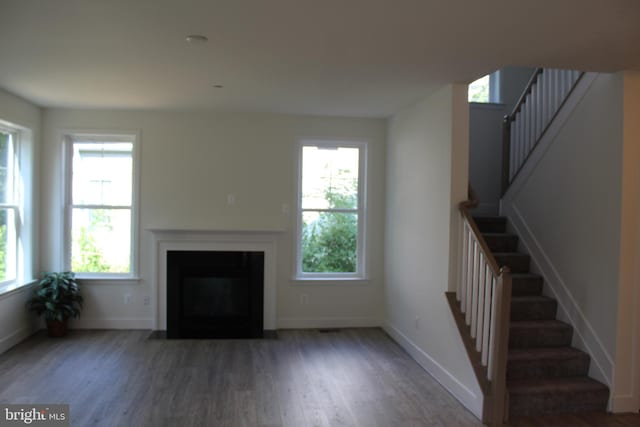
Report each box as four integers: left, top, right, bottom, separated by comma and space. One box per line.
302, 146, 359, 210
301, 211, 357, 273
71, 208, 131, 273
469, 74, 490, 102
72, 142, 132, 206
0, 209, 16, 282
0, 131, 12, 204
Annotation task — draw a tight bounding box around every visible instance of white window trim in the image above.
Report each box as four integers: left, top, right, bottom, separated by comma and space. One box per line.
62, 130, 141, 280
0, 126, 20, 288
489, 70, 501, 103
294, 139, 368, 281
0, 118, 37, 295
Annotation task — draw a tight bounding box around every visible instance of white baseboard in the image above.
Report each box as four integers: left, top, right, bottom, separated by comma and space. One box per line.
277, 316, 380, 329
0, 325, 38, 355
383, 322, 483, 420
612, 394, 640, 413
68, 317, 153, 330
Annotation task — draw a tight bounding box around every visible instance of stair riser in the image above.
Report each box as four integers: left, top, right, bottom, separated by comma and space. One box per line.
511, 300, 557, 321
484, 235, 519, 253
509, 327, 573, 349
507, 356, 590, 380
512, 277, 543, 296
509, 388, 609, 417
494, 254, 530, 273
474, 218, 506, 233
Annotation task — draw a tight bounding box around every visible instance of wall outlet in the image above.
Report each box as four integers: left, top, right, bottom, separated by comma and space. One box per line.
300, 294, 309, 305
414, 317, 420, 330
227, 193, 236, 205
124, 294, 132, 305
143, 296, 150, 306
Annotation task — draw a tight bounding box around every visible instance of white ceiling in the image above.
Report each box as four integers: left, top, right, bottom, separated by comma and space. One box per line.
1, 0, 639, 117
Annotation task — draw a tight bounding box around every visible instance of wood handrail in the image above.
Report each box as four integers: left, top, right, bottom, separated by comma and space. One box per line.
506, 68, 543, 120
459, 202, 502, 276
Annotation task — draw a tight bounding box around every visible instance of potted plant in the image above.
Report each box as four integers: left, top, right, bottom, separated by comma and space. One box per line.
26, 271, 83, 337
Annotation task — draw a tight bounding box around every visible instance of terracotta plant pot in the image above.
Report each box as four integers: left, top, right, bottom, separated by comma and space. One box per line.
46, 318, 68, 337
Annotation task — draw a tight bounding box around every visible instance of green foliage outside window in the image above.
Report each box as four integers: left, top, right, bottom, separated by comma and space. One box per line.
72, 209, 127, 273
302, 174, 358, 273
469, 74, 490, 103
0, 132, 10, 281
0, 222, 6, 281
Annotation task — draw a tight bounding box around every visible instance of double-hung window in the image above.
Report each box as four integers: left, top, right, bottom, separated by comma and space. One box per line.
65, 133, 138, 278
296, 140, 366, 279
0, 128, 19, 284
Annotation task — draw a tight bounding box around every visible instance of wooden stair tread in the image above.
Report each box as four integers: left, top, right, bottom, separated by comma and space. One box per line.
482, 232, 517, 237
510, 320, 571, 329
508, 347, 588, 362
511, 295, 555, 303
493, 252, 529, 256
511, 273, 543, 279
508, 376, 608, 394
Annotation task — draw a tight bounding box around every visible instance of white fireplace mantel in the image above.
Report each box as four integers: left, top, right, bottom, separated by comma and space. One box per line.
149, 228, 281, 331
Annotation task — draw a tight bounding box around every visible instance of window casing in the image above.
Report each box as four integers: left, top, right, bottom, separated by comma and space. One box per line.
64, 133, 138, 278
0, 128, 19, 285
296, 140, 367, 280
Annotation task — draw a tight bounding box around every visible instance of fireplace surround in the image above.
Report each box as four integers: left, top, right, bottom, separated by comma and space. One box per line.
150, 229, 279, 335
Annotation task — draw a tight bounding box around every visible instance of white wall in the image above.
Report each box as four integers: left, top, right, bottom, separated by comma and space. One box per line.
501, 73, 627, 397
384, 85, 482, 418
468, 103, 506, 214
0, 89, 41, 353
40, 109, 386, 330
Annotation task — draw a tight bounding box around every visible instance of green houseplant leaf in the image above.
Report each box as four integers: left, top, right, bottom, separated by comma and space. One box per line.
26, 271, 83, 322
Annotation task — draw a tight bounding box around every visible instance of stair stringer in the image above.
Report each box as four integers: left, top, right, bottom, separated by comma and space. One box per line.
499, 72, 614, 408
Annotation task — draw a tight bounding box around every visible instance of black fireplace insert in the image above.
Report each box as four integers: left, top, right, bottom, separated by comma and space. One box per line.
167, 250, 264, 338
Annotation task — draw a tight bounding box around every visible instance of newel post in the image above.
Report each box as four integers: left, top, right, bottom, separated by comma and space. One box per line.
491, 267, 512, 426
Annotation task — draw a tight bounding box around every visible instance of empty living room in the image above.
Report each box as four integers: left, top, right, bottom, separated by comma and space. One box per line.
1, 1, 640, 426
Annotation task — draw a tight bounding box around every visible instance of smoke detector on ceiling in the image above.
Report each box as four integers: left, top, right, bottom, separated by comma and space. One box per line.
185, 35, 208, 44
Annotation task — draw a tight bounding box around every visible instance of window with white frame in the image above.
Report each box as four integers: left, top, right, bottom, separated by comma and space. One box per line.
296, 140, 366, 279
65, 134, 137, 277
468, 71, 500, 103
0, 128, 19, 284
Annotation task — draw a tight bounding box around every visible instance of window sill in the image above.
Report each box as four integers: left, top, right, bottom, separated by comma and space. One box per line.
0, 280, 37, 300
76, 276, 141, 284
292, 277, 370, 286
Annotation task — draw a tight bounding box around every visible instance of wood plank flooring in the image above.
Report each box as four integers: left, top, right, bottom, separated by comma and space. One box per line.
0, 328, 638, 427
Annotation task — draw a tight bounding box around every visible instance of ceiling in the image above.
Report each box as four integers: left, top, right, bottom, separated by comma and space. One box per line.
1, 0, 639, 117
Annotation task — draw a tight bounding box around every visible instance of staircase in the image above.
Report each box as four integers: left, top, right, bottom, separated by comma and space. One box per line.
474, 215, 610, 418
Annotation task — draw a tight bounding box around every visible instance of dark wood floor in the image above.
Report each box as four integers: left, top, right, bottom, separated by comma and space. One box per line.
0, 328, 638, 427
